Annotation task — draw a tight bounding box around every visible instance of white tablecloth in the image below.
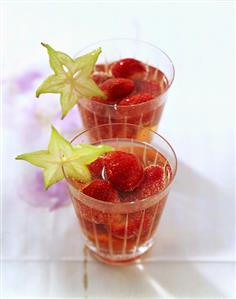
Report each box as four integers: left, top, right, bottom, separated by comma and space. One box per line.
2, 2, 235, 298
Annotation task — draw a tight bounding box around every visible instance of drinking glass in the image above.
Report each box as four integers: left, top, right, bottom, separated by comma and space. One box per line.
64, 123, 177, 265
76, 39, 175, 141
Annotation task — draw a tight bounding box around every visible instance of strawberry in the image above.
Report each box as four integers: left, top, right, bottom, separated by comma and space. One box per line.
111, 58, 146, 80
77, 180, 121, 225
118, 93, 155, 126
82, 219, 111, 250
77, 200, 121, 225
88, 157, 105, 178
92, 72, 111, 85
111, 177, 168, 239
138, 165, 166, 197
111, 206, 157, 239
111, 213, 140, 239
98, 78, 134, 103
120, 165, 165, 202
82, 179, 119, 203
140, 200, 167, 239
83, 221, 135, 252
104, 151, 144, 192
134, 80, 163, 97
118, 93, 154, 106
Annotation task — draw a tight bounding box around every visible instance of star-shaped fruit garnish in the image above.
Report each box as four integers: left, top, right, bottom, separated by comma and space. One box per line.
15, 126, 113, 189
36, 43, 106, 119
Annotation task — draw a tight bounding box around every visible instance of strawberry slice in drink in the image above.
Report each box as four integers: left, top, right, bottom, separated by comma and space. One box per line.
111, 212, 140, 239
110, 206, 158, 239
82, 218, 110, 249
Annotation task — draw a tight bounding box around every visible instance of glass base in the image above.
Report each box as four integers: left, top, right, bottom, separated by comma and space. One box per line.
86, 238, 154, 265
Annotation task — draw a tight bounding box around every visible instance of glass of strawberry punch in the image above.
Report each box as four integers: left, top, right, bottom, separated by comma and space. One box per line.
35, 40, 174, 141
77, 39, 175, 140
16, 123, 177, 265
65, 123, 177, 264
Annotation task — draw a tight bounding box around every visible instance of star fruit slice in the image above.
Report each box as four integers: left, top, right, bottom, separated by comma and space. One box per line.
36, 43, 106, 119
15, 126, 113, 189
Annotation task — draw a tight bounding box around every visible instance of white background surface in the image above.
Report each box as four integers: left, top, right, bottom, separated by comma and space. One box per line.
2, 1, 235, 298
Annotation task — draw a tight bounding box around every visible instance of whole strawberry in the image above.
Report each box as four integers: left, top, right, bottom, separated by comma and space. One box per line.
111, 58, 146, 80
104, 151, 144, 192
138, 165, 166, 198
78, 179, 120, 224
88, 157, 105, 178
82, 179, 118, 202
97, 78, 135, 103
121, 165, 166, 202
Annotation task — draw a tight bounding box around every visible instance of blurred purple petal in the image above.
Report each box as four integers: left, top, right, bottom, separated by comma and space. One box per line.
15, 70, 43, 93
7, 67, 84, 212
19, 169, 71, 211
5, 68, 82, 144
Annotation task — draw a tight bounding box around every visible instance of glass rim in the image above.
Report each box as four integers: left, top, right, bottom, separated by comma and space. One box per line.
64, 123, 177, 210
76, 37, 175, 95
